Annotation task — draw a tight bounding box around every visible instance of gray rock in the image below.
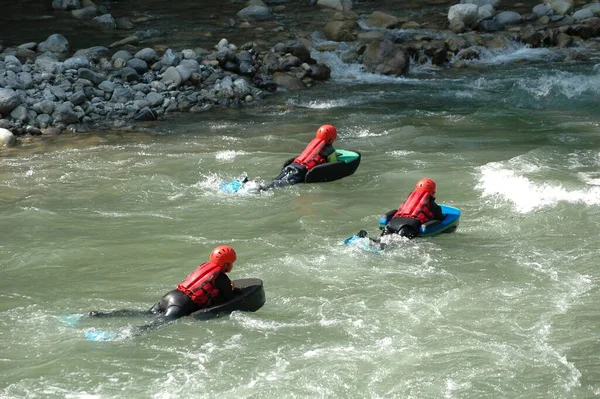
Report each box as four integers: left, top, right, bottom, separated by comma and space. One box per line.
533, 2, 553, 17
272, 72, 305, 90
4, 55, 22, 67
49, 85, 68, 101
552, 0, 573, 14
233, 78, 251, 97
70, 91, 86, 105
131, 83, 150, 93
18, 42, 37, 50
182, 49, 197, 59
73, 46, 109, 60
133, 106, 157, 121
63, 56, 91, 70
494, 11, 522, 26
0, 89, 22, 115
175, 64, 192, 82
126, 58, 148, 74
72, 6, 100, 19
460, 0, 500, 6
448, 4, 478, 30
52, 0, 81, 10
149, 81, 166, 91
281, 41, 312, 63
111, 87, 133, 103
161, 66, 182, 87
93, 14, 117, 29
478, 4, 495, 19
121, 67, 140, 82
134, 48, 158, 62
111, 50, 132, 61
98, 80, 116, 93
34, 52, 60, 73
37, 34, 70, 53
10, 105, 29, 121
35, 114, 53, 129
113, 58, 127, 69
115, 17, 134, 30
161, 49, 181, 67
316, 0, 352, 11
308, 63, 331, 81
78, 68, 105, 85
179, 59, 200, 72
572, 8, 595, 20
32, 100, 55, 115
52, 103, 79, 124
237, 5, 275, 21
0, 127, 16, 146
362, 40, 410, 76
146, 92, 164, 106
17, 72, 34, 89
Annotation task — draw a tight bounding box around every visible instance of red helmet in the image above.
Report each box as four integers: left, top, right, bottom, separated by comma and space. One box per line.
209, 245, 237, 272
315, 124, 337, 144
415, 178, 436, 196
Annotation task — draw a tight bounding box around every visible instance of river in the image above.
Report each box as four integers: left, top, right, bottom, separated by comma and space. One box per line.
2, 7, 600, 398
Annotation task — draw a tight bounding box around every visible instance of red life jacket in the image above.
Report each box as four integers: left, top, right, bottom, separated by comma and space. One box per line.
176, 261, 222, 306
394, 189, 436, 224
294, 138, 328, 170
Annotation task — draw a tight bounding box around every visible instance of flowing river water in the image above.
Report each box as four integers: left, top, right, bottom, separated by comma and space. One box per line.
2, 4, 600, 398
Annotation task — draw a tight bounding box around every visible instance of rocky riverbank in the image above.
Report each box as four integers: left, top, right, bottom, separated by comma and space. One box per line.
1, 0, 600, 147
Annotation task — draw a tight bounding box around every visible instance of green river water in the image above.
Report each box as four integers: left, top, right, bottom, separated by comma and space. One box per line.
2, 14, 600, 399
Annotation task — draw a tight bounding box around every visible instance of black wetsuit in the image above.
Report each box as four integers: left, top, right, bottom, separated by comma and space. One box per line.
260, 144, 336, 190
88, 273, 235, 334
381, 198, 444, 239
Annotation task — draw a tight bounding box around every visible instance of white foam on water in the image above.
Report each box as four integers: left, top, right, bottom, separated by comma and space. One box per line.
468, 43, 558, 65
516, 71, 600, 99
477, 160, 600, 213
215, 150, 247, 162
285, 97, 359, 109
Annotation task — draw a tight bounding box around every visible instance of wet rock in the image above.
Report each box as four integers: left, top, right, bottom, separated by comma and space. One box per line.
73, 46, 109, 61
116, 17, 134, 30
366, 11, 399, 28
78, 68, 105, 85
146, 92, 164, 106
362, 40, 410, 76
237, 5, 275, 21
71, 6, 101, 19
273, 72, 306, 90
477, 4, 495, 19
0, 89, 22, 115
0, 127, 16, 146
282, 40, 313, 63
307, 63, 331, 81
161, 49, 181, 67
111, 50, 131, 63
476, 18, 503, 32
109, 35, 140, 48
93, 14, 117, 29
323, 20, 358, 41
461, 0, 500, 6
37, 34, 70, 53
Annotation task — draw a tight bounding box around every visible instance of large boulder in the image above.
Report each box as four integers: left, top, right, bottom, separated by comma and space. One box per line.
362, 40, 410, 76
0, 128, 16, 146
448, 4, 478, 31
494, 11, 522, 26
0, 89, 21, 116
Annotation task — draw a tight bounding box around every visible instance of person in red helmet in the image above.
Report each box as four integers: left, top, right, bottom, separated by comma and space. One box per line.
260, 124, 338, 190
380, 178, 445, 239
87, 245, 237, 333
